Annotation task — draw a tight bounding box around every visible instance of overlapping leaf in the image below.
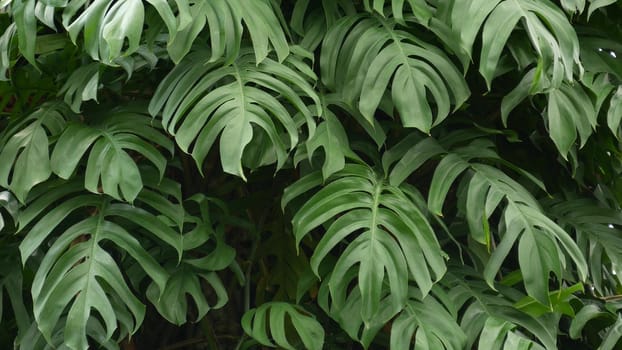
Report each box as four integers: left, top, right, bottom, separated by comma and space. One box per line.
283, 164, 447, 327
17, 181, 183, 350
149, 49, 320, 180
0, 190, 18, 232
0, 102, 72, 202
161, 0, 290, 64
449, 0, 581, 88
320, 14, 469, 132
50, 108, 173, 203
546, 198, 622, 295
58, 62, 100, 113
502, 69, 598, 158
570, 302, 622, 349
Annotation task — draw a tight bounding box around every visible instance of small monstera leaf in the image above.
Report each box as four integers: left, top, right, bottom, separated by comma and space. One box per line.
147, 194, 235, 325
50, 107, 173, 203
0, 102, 72, 202
17, 180, 183, 349
283, 164, 447, 326
149, 48, 320, 180
242, 302, 325, 350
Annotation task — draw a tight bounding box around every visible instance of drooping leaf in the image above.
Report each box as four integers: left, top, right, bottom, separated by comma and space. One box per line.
450, 0, 581, 89
242, 302, 324, 350
386, 136, 586, 305
545, 197, 622, 295
18, 184, 183, 349
444, 271, 557, 350
587, 0, 617, 18
149, 0, 289, 64
502, 70, 598, 158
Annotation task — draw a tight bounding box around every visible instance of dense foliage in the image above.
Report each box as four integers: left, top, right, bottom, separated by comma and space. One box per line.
2, 0, 622, 349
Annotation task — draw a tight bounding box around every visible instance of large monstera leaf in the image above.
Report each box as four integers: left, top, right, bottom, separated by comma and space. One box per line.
50, 107, 173, 203
320, 14, 469, 133
283, 164, 447, 330
149, 49, 320, 180
387, 135, 587, 306
0, 102, 72, 202
449, 0, 581, 88
17, 180, 183, 349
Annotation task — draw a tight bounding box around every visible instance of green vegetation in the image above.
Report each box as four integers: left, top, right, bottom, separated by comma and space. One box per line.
1, 0, 622, 349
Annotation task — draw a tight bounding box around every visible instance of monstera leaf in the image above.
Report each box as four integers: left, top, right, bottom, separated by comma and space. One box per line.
242, 302, 325, 350
147, 194, 234, 325
0, 102, 72, 202
17, 180, 183, 349
385, 135, 587, 306
320, 13, 469, 132
444, 271, 557, 350
50, 107, 173, 203
283, 164, 447, 327
390, 286, 466, 350
149, 48, 320, 180
449, 0, 581, 88
502, 69, 598, 158
360, 0, 433, 23
546, 197, 622, 295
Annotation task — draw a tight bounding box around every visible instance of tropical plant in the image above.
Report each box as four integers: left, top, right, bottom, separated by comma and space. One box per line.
2, 0, 622, 349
